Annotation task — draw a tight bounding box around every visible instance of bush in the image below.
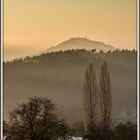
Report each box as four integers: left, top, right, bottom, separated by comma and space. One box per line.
83, 122, 137, 140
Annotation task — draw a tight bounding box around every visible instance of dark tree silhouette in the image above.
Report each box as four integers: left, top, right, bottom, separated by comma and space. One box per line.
3, 121, 9, 138
115, 122, 137, 140
83, 63, 99, 132
5, 97, 69, 140
99, 62, 112, 128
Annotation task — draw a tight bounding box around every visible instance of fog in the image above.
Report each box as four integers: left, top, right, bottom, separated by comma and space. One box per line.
4, 49, 136, 125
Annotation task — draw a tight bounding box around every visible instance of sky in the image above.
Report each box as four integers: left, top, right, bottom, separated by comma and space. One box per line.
4, 0, 136, 61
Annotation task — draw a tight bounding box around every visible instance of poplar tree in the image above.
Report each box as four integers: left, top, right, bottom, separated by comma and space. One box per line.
83, 63, 98, 131
99, 62, 112, 128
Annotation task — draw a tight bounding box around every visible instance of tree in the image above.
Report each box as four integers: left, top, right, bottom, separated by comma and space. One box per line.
99, 62, 112, 128
91, 49, 96, 53
83, 63, 99, 132
6, 97, 69, 140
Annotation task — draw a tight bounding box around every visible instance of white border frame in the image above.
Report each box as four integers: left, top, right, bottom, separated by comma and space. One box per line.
136, 0, 139, 139
1, 0, 4, 139
1, 0, 139, 139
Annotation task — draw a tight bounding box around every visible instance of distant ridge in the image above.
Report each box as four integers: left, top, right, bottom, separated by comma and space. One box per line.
47, 37, 115, 52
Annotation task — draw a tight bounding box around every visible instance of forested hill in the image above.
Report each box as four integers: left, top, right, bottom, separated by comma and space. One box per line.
5, 49, 136, 66
4, 49, 137, 124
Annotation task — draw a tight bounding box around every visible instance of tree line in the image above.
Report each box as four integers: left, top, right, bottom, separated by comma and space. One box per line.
4, 49, 136, 65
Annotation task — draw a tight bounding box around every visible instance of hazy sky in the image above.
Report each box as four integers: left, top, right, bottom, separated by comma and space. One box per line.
4, 0, 136, 61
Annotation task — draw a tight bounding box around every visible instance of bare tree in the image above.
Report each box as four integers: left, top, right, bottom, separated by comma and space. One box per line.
99, 62, 112, 128
83, 63, 98, 131
6, 97, 69, 140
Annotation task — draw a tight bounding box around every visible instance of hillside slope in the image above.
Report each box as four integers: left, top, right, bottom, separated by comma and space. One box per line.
47, 37, 115, 52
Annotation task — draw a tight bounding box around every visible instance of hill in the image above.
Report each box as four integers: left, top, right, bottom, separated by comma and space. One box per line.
47, 37, 115, 52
